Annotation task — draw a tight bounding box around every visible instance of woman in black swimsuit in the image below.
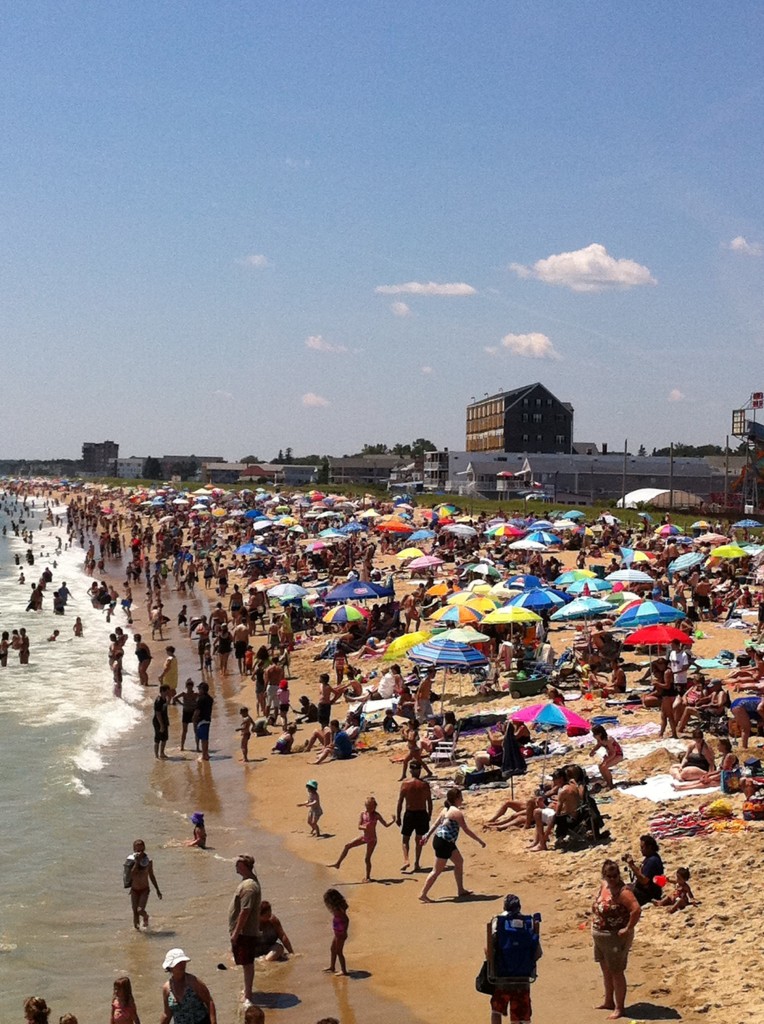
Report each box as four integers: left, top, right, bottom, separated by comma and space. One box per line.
670, 728, 716, 784
642, 658, 678, 738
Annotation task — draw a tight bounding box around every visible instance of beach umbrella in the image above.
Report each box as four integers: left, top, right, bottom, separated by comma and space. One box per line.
409, 529, 436, 541
428, 604, 484, 624
434, 503, 459, 515
250, 519, 275, 532
654, 524, 680, 537
446, 593, 496, 612
505, 574, 544, 591
550, 597, 612, 621
567, 578, 613, 595
733, 519, 762, 529
525, 530, 561, 546
234, 543, 270, 556
613, 600, 686, 628
288, 525, 306, 534
554, 570, 595, 586
485, 523, 525, 538
708, 544, 748, 560
668, 552, 705, 573
604, 589, 641, 606
305, 540, 329, 552
508, 539, 547, 551
624, 625, 694, 646
436, 626, 490, 644
528, 519, 555, 529
560, 509, 586, 520
512, 702, 590, 732
465, 580, 494, 594
552, 519, 579, 531
426, 582, 452, 597
690, 520, 711, 530
318, 528, 346, 539
482, 606, 542, 626
324, 581, 381, 603
631, 550, 655, 563
408, 638, 489, 669
397, 547, 425, 560
465, 562, 502, 579
408, 555, 446, 572
340, 521, 366, 534
383, 630, 432, 660
506, 589, 565, 612
442, 523, 478, 538
376, 519, 414, 534
696, 532, 728, 544
268, 583, 309, 601
322, 605, 367, 625
605, 569, 653, 584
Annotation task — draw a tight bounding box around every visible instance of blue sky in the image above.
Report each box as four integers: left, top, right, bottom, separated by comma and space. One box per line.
1, 2, 762, 460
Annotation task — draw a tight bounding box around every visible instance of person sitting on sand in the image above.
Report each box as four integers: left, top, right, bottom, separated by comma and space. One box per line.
473, 723, 507, 772
624, 835, 664, 906
313, 720, 355, 764
653, 867, 696, 913
529, 769, 581, 852
725, 647, 764, 690
255, 900, 294, 960
669, 728, 716, 784
673, 671, 707, 733
484, 769, 567, 833
273, 723, 297, 755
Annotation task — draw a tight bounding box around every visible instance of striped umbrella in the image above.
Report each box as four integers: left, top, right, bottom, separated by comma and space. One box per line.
567, 578, 613, 595
613, 600, 686, 628
554, 570, 596, 586
429, 604, 484, 624
322, 605, 367, 624
605, 569, 653, 584
506, 589, 567, 612
408, 638, 489, 668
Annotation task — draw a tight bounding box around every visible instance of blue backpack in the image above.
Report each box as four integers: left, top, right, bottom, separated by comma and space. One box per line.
488, 914, 540, 986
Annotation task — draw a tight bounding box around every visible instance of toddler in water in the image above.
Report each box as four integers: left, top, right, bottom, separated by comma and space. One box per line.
323, 888, 349, 976
237, 706, 257, 762
329, 796, 392, 881
186, 812, 207, 848
654, 867, 696, 913
110, 975, 140, 1024
297, 780, 323, 836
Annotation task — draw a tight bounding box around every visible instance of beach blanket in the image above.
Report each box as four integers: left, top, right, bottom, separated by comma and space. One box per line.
569, 722, 661, 748
694, 658, 731, 669
623, 773, 719, 802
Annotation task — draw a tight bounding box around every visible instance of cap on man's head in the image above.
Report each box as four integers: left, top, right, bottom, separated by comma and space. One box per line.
163, 947, 190, 970
236, 854, 255, 870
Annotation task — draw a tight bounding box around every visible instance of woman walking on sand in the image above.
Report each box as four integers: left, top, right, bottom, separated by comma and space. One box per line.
418, 788, 486, 903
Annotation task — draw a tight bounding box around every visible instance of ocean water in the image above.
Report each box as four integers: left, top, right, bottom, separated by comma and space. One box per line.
0, 493, 421, 1024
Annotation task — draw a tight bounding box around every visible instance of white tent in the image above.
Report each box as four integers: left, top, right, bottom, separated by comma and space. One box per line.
617, 487, 704, 509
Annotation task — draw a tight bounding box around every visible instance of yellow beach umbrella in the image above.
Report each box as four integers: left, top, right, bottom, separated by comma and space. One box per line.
466, 580, 493, 595
446, 593, 497, 613
709, 544, 747, 559
383, 630, 432, 660
397, 547, 425, 560
211, 507, 227, 517
482, 606, 542, 625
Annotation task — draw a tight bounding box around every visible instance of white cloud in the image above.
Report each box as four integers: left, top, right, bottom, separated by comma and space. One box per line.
213, 389, 234, 400
305, 335, 348, 354
727, 235, 762, 256
509, 243, 656, 293
486, 332, 561, 359
668, 388, 685, 402
391, 301, 411, 317
242, 253, 269, 268
375, 281, 476, 296
302, 392, 330, 408
421, 365, 434, 375
285, 157, 311, 168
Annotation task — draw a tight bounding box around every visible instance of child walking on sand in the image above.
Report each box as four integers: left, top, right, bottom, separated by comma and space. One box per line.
654, 867, 695, 913
329, 796, 392, 881
110, 975, 140, 1024
237, 706, 257, 762
323, 888, 349, 976
298, 780, 323, 836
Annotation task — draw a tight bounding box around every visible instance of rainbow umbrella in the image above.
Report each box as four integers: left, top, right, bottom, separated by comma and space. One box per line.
428, 604, 483, 624
613, 600, 686, 627
322, 605, 366, 624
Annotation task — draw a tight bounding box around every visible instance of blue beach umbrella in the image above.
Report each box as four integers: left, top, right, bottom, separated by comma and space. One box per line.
505, 574, 544, 590
668, 552, 705, 573
506, 589, 567, 611
409, 529, 436, 541
408, 638, 489, 669
734, 519, 762, 529
525, 530, 562, 546
560, 510, 586, 520
234, 543, 270, 556
567, 578, 613, 595
613, 600, 686, 628
324, 580, 381, 603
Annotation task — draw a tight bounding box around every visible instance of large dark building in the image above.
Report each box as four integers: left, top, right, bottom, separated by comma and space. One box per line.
466, 383, 573, 454
82, 440, 119, 475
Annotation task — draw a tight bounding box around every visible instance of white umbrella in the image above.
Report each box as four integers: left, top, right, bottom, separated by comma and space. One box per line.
605, 569, 653, 584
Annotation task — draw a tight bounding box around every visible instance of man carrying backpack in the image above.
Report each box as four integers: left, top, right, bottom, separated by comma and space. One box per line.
484, 893, 542, 1024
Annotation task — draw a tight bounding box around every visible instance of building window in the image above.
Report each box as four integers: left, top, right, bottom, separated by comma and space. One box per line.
522, 412, 528, 423
522, 398, 528, 406
535, 398, 542, 406
536, 434, 543, 442
532, 413, 542, 424
522, 434, 529, 443
555, 434, 566, 445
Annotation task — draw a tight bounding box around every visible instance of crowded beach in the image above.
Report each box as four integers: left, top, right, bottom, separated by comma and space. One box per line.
11, 480, 764, 1024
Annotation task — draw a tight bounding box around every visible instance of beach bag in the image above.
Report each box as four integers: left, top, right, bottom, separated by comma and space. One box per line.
123, 855, 135, 888
742, 800, 764, 821
487, 914, 540, 986
475, 960, 495, 995
721, 768, 741, 794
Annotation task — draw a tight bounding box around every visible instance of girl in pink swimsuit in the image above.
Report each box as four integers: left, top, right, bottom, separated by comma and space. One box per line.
323, 888, 349, 976
110, 975, 140, 1024
328, 796, 392, 881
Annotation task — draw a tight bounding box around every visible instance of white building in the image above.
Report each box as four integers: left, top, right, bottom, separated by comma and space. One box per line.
116, 457, 147, 479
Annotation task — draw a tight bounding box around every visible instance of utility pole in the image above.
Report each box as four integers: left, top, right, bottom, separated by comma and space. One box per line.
724, 435, 729, 510
621, 439, 628, 512
669, 443, 674, 512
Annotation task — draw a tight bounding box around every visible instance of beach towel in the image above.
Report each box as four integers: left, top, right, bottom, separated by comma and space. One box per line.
623, 772, 719, 802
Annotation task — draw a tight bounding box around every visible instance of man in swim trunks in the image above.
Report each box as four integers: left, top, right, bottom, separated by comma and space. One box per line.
134, 634, 152, 686
128, 838, 162, 930
229, 854, 262, 1008
153, 685, 172, 759
396, 761, 433, 871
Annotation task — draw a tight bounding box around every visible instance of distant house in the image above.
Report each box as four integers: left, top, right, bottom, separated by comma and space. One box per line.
466, 383, 573, 454
327, 456, 401, 487
202, 462, 250, 485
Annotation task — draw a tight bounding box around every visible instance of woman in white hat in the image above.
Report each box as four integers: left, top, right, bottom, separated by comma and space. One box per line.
160, 948, 217, 1024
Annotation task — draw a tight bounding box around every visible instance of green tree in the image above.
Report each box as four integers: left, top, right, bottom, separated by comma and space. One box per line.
637, 444, 646, 457
361, 443, 390, 455
410, 437, 437, 456
142, 456, 162, 480
240, 455, 261, 464
317, 458, 330, 484
284, 447, 293, 464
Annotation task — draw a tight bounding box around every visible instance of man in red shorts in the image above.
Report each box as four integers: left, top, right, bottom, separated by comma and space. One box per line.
228, 854, 262, 1008
488, 894, 542, 1024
